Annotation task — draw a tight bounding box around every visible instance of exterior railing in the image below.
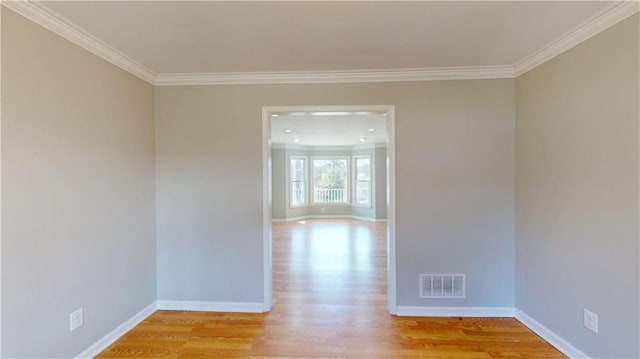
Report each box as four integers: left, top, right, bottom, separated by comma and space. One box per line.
291, 186, 305, 206
313, 188, 346, 203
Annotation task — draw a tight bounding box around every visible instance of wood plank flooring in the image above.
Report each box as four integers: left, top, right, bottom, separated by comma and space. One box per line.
97, 219, 565, 358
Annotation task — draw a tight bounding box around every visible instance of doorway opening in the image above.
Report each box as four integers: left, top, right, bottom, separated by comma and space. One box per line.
261, 105, 396, 314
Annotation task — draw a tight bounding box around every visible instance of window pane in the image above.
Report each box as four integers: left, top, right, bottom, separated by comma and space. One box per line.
356, 158, 370, 181
290, 158, 305, 181
313, 159, 347, 203
291, 181, 305, 206
290, 157, 306, 206
354, 157, 371, 206
356, 181, 370, 204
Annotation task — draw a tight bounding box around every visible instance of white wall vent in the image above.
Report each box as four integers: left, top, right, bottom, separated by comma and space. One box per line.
419, 274, 465, 299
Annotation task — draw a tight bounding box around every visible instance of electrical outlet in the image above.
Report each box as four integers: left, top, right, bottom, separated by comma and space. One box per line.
583, 309, 598, 333
70, 308, 84, 332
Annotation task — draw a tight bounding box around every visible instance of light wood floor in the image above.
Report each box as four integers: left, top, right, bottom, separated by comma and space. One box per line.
97, 219, 564, 358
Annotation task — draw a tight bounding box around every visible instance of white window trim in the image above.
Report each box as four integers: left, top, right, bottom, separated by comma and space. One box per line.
352, 155, 372, 208
310, 156, 350, 206
289, 155, 308, 208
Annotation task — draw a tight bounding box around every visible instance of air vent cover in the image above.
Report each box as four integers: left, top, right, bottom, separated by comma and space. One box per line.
419, 274, 465, 298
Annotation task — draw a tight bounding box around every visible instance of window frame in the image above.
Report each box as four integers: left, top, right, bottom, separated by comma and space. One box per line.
288, 155, 308, 208
352, 155, 373, 208
310, 156, 351, 206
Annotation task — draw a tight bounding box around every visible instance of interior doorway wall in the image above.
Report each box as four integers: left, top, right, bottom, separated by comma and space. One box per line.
261, 105, 396, 314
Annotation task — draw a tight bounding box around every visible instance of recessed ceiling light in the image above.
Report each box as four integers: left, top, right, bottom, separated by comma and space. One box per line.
360, 138, 366, 142
368, 128, 375, 132
271, 114, 279, 117
294, 138, 300, 143
284, 129, 292, 133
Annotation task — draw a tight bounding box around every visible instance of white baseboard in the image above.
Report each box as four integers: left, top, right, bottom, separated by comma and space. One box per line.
396, 306, 515, 317
515, 309, 590, 359
351, 215, 386, 223
272, 215, 386, 223
75, 301, 157, 359
156, 300, 265, 313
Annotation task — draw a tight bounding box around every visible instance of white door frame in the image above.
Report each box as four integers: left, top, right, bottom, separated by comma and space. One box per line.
0, 4, 4, 354
261, 105, 397, 314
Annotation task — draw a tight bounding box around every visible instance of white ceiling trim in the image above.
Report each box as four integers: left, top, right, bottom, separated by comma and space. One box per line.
153, 66, 515, 86
514, 1, 640, 76
2, 1, 156, 84
3, 1, 638, 86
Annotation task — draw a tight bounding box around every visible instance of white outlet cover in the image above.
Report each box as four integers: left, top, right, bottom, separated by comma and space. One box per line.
70, 308, 84, 332
583, 309, 598, 334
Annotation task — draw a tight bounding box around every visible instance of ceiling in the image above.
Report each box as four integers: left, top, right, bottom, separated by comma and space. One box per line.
40, 1, 614, 76
271, 112, 387, 147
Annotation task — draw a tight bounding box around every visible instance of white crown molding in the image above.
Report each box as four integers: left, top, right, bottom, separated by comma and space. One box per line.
2, 0, 156, 84
515, 309, 590, 359
154, 66, 515, 86
514, 1, 640, 77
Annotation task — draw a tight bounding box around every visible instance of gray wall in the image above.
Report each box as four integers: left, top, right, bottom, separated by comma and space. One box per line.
515, 14, 639, 359
2, 9, 156, 358
271, 146, 385, 221
155, 79, 515, 307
